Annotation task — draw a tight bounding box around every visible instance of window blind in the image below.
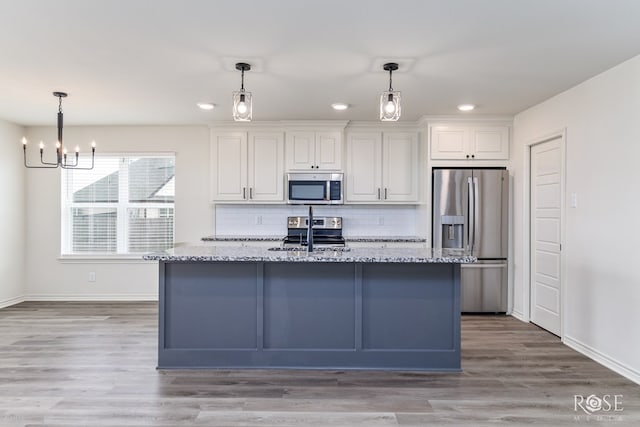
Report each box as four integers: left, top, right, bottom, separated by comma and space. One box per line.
61, 154, 175, 255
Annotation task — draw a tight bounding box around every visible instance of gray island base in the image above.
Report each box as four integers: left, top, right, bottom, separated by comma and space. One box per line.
145, 246, 475, 371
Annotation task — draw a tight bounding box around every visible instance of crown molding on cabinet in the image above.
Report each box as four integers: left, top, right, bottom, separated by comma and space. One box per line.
210, 120, 349, 132
417, 115, 514, 127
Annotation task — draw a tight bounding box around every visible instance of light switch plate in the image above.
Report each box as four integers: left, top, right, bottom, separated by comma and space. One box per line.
570, 193, 578, 208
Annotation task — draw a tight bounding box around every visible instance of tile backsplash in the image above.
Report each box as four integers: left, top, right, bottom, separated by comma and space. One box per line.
215, 204, 419, 237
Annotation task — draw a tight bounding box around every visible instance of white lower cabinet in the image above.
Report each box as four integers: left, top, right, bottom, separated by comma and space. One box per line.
210, 131, 284, 202
346, 132, 418, 203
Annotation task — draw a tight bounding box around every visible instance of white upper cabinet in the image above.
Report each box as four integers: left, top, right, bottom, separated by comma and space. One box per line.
346, 133, 382, 202
285, 131, 342, 170
382, 132, 419, 202
247, 132, 285, 201
211, 131, 284, 202
346, 131, 418, 203
430, 124, 509, 160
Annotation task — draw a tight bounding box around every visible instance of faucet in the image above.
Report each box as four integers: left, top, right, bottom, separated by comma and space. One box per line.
307, 205, 314, 252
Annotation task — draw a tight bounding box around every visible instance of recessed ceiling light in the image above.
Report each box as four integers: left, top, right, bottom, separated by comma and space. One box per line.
457, 104, 475, 112
331, 103, 349, 111
197, 102, 215, 110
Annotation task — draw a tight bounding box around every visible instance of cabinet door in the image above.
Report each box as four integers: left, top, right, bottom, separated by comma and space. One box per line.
430, 126, 468, 160
248, 132, 284, 201
382, 132, 419, 202
315, 131, 342, 170
285, 131, 316, 170
346, 133, 382, 202
470, 126, 509, 160
210, 132, 248, 201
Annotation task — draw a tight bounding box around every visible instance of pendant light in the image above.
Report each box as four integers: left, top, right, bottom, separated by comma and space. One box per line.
380, 62, 401, 121
232, 62, 252, 121
21, 92, 96, 169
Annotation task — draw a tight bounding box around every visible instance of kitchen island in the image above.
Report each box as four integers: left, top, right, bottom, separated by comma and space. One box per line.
144, 246, 475, 371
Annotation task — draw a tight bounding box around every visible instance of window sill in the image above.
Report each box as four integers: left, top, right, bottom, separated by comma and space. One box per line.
58, 255, 154, 264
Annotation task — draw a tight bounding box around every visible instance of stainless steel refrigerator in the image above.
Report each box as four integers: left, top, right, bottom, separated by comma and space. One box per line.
432, 168, 508, 313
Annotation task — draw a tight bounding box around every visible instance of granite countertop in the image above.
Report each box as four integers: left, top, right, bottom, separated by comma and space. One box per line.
201, 235, 426, 243
201, 235, 283, 242
143, 245, 475, 264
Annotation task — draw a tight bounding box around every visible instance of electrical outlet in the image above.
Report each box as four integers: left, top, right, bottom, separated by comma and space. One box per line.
377, 217, 384, 226
570, 193, 578, 208
255, 215, 263, 225
88, 272, 96, 282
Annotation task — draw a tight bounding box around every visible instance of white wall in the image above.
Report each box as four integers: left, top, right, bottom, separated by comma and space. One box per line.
0, 119, 26, 307
511, 55, 640, 382
24, 126, 210, 299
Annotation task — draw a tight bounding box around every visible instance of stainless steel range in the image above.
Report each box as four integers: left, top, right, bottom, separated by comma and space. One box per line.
283, 216, 346, 247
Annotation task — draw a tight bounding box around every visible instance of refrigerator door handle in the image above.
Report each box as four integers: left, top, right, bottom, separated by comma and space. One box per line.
467, 177, 474, 252
473, 176, 480, 253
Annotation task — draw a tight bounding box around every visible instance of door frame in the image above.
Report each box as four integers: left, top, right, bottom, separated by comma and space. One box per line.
522, 129, 567, 338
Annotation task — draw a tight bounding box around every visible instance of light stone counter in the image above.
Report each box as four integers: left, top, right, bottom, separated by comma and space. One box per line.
143, 245, 475, 263
200, 235, 426, 243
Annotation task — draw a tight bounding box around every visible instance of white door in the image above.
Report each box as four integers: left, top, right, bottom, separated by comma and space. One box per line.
346, 133, 382, 202
382, 132, 418, 202
285, 131, 315, 170
530, 137, 563, 336
248, 132, 284, 201
315, 131, 342, 170
210, 132, 247, 201
430, 125, 468, 160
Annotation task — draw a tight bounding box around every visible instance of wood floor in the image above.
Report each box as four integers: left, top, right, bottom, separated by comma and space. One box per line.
0, 302, 637, 426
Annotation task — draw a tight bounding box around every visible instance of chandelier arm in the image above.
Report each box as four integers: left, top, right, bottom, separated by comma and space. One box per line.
62, 152, 95, 170
23, 149, 59, 169
39, 150, 60, 166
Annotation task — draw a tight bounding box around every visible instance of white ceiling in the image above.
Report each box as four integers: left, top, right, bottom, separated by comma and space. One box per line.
1, 0, 640, 126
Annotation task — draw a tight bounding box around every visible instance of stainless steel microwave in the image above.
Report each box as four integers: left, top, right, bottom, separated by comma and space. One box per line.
286, 172, 344, 205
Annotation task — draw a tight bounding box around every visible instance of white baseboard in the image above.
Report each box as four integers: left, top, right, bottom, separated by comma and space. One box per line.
564, 334, 640, 386
24, 294, 158, 302
510, 309, 528, 322
0, 295, 26, 309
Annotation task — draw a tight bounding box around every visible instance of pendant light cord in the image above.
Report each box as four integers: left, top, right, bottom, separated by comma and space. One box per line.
240, 68, 245, 92
58, 94, 63, 113
388, 68, 393, 91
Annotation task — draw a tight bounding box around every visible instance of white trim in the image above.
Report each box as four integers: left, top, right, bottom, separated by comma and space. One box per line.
25, 294, 158, 301
564, 334, 640, 386
0, 295, 26, 309
57, 255, 154, 263
524, 129, 567, 332
510, 309, 527, 323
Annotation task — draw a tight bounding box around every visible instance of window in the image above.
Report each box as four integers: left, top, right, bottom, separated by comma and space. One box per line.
61, 154, 175, 255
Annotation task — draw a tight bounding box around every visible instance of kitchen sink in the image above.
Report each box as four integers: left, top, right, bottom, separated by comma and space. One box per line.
268, 246, 351, 252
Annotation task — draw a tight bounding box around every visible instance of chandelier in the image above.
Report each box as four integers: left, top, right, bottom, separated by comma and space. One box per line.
22, 92, 95, 169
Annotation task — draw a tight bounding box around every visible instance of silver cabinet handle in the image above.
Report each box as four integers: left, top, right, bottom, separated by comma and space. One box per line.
249, 187, 253, 199
243, 187, 246, 199
384, 188, 388, 200
377, 188, 381, 200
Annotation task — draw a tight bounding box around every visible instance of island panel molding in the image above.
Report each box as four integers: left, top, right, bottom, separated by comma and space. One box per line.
150, 246, 468, 370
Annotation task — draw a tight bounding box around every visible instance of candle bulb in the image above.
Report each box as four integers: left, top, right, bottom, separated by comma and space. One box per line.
39, 141, 44, 152
21, 137, 27, 146
75, 145, 80, 153
91, 140, 96, 151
